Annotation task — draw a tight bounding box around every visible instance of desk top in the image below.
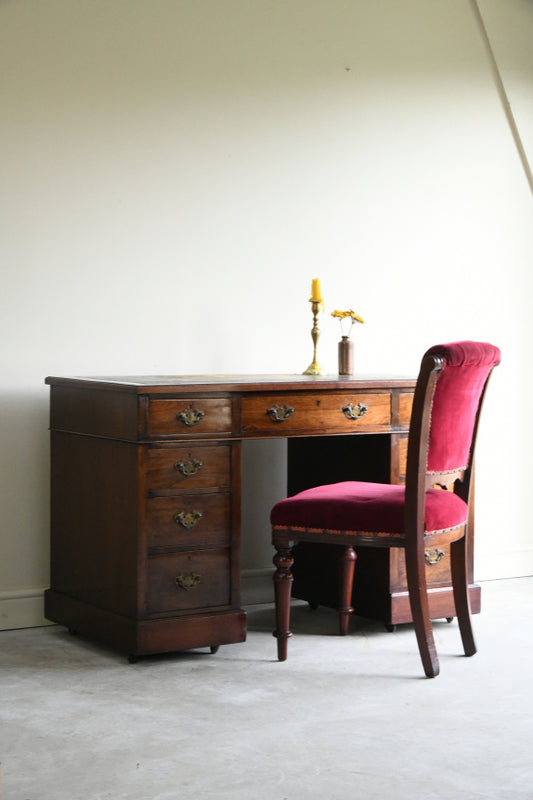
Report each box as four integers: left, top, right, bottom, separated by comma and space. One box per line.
45, 373, 416, 394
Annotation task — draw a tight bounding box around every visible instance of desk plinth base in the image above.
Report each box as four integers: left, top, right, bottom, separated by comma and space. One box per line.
290, 543, 481, 627
293, 582, 481, 627
351, 584, 481, 626
44, 590, 247, 660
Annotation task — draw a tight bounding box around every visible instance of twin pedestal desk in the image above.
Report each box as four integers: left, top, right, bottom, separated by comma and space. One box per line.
44, 374, 479, 660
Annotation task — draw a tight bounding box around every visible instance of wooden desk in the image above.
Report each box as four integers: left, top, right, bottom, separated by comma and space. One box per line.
44, 374, 479, 659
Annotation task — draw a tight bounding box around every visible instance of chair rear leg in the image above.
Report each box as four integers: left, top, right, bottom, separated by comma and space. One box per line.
405, 546, 440, 678
272, 543, 294, 661
338, 547, 356, 635
450, 535, 476, 657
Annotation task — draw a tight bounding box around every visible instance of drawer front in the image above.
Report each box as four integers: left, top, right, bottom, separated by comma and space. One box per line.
398, 392, 414, 426
145, 445, 231, 492
147, 398, 232, 438
241, 392, 391, 435
146, 493, 231, 551
396, 545, 451, 589
146, 549, 231, 614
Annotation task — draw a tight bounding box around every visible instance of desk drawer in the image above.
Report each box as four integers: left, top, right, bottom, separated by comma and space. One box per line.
395, 544, 451, 589
147, 398, 232, 438
146, 493, 231, 551
145, 445, 231, 492
241, 392, 390, 435
398, 392, 414, 427
146, 549, 231, 614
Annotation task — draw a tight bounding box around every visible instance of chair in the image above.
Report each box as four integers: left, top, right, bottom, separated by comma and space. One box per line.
270, 341, 500, 677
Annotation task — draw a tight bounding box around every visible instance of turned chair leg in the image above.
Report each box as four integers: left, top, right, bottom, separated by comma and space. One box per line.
272, 544, 294, 661
405, 545, 440, 678
450, 535, 476, 657
338, 547, 356, 635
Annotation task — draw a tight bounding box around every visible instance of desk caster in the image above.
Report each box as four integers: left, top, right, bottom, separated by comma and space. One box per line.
210, 646, 219, 654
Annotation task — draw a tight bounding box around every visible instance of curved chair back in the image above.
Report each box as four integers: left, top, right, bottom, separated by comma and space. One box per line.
424, 341, 501, 474
405, 341, 501, 536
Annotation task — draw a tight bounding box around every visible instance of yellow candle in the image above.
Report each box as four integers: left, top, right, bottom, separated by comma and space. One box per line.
310, 278, 322, 302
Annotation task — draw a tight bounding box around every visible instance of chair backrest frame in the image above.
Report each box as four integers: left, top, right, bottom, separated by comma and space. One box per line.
403, 342, 500, 545
404, 353, 443, 543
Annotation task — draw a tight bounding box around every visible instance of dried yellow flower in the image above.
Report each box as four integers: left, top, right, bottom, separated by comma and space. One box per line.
331, 309, 365, 324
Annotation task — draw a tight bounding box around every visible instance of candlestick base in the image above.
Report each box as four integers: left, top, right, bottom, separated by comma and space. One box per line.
303, 361, 326, 376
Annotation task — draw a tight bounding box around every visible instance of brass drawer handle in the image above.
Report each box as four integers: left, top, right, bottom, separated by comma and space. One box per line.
267, 404, 295, 423
174, 510, 203, 529
175, 573, 201, 591
425, 548, 445, 565
174, 457, 203, 478
176, 404, 205, 427
342, 402, 368, 420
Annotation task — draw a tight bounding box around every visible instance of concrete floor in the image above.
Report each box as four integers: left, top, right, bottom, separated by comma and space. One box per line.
1, 577, 532, 800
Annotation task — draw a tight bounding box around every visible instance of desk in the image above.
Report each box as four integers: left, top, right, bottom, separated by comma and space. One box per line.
44, 374, 479, 659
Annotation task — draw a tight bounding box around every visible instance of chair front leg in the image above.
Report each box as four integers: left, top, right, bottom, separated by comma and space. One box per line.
272, 543, 294, 661
405, 544, 440, 678
338, 546, 356, 635
450, 534, 476, 657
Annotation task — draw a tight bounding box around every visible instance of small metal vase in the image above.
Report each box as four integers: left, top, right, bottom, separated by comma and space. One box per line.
338, 336, 354, 375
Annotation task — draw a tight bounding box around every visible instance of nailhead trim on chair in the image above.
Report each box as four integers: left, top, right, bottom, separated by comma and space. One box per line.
272, 522, 466, 538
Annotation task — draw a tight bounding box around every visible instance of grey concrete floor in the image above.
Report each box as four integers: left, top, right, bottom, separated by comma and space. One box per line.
1, 577, 532, 800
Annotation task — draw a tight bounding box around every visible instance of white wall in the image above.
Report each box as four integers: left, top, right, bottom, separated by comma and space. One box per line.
1, 0, 532, 629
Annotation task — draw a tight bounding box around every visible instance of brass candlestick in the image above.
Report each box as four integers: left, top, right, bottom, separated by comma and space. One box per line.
303, 300, 326, 375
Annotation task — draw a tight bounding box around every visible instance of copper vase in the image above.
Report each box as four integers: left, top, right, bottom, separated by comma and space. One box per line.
338, 336, 354, 375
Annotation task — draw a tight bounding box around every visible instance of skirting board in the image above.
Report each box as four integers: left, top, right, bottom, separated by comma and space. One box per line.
475, 549, 533, 582
240, 568, 275, 606
0, 571, 276, 632
0, 588, 54, 631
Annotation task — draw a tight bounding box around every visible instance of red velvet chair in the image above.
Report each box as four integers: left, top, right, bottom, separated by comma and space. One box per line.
271, 341, 500, 677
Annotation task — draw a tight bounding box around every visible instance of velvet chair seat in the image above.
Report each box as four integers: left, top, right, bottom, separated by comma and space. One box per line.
271, 481, 468, 543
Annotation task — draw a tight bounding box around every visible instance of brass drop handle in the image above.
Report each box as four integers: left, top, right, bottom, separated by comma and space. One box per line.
175, 573, 201, 591
174, 457, 203, 478
342, 402, 368, 420
267, 404, 295, 423
174, 510, 203, 529
425, 548, 445, 565
176, 404, 205, 427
